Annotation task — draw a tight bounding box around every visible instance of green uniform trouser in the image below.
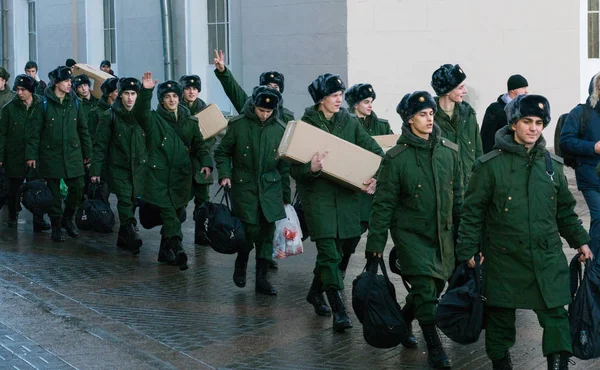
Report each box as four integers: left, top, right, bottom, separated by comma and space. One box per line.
242, 209, 275, 261
402, 275, 446, 325
315, 237, 361, 291
159, 206, 185, 240
46, 177, 84, 217
193, 180, 210, 205
116, 195, 137, 226
485, 306, 572, 360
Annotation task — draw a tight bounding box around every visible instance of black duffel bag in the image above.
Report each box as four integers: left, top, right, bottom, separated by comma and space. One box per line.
203, 188, 245, 255
292, 192, 309, 242
75, 181, 115, 233
193, 187, 227, 246
352, 256, 408, 348
569, 253, 600, 360
435, 254, 485, 345
0, 167, 9, 210
18, 168, 53, 215
137, 198, 187, 230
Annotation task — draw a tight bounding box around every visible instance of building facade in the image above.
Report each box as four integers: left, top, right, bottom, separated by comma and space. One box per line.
0, 0, 596, 146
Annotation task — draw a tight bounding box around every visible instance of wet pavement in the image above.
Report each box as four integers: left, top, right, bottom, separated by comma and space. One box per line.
1, 168, 600, 370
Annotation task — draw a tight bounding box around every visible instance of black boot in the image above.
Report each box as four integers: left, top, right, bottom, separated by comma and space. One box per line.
339, 253, 351, 279
400, 305, 418, 348
255, 259, 277, 295
60, 208, 79, 238
157, 237, 175, 263
325, 289, 352, 333
167, 237, 188, 271
421, 323, 452, 369
7, 211, 18, 228
493, 351, 513, 370
50, 216, 65, 242
233, 251, 250, 288
117, 224, 141, 255
267, 259, 278, 270
547, 352, 571, 370
33, 213, 50, 232
306, 277, 331, 316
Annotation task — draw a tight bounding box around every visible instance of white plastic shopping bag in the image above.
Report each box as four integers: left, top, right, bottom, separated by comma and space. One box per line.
273, 204, 304, 259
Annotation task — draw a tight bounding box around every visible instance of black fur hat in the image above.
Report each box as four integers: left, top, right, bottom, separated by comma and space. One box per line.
48, 66, 73, 85
345, 83, 376, 108
65, 59, 77, 68
396, 91, 437, 123
101, 77, 119, 96
431, 64, 467, 96
117, 77, 141, 96
308, 73, 346, 104
13, 74, 37, 94
0, 66, 9, 81
157, 80, 182, 101
72, 74, 91, 89
505, 94, 551, 127
179, 75, 201, 91
259, 71, 284, 93
252, 85, 282, 110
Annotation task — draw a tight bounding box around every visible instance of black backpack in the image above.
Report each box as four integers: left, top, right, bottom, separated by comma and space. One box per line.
435, 255, 485, 345
202, 188, 246, 255
569, 254, 600, 360
137, 198, 187, 230
292, 192, 309, 242
0, 167, 9, 210
18, 168, 54, 214
555, 104, 590, 168
75, 181, 115, 233
352, 257, 408, 348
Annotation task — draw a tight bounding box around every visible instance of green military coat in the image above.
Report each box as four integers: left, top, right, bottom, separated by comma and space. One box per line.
0, 89, 16, 112
0, 95, 42, 178
132, 87, 212, 209
365, 123, 463, 280
456, 127, 590, 309
90, 99, 147, 199
291, 107, 384, 240
435, 99, 482, 189
27, 87, 92, 179
214, 99, 291, 225
357, 110, 393, 223
80, 95, 98, 120
185, 97, 216, 186
87, 96, 111, 136
214, 67, 295, 123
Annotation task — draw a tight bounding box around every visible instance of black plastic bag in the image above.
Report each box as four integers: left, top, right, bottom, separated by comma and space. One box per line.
569, 254, 600, 360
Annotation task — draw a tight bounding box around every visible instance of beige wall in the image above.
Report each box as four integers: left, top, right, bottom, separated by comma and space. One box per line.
347, 0, 580, 148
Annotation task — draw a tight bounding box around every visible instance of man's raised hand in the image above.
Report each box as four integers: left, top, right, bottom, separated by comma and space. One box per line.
142, 72, 158, 89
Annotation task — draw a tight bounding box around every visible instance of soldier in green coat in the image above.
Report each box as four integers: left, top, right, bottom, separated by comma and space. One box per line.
72, 75, 99, 118
339, 83, 393, 276
179, 75, 216, 220
133, 72, 212, 270
26, 66, 92, 242
213, 50, 294, 123
87, 77, 118, 136
214, 86, 291, 295
0, 67, 16, 111
292, 74, 383, 332
431, 64, 482, 190
0, 75, 49, 231
366, 91, 462, 369
90, 77, 146, 254
456, 94, 593, 370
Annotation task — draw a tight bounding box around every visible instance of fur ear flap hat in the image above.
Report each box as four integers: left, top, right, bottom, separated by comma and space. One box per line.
345, 83, 376, 108
252, 85, 282, 110
179, 75, 201, 92
431, 64, 467, 96
504, 94, 551, 127
259, 71, 284, 93
396, 91, 437, 123
13, 74, 37, 94
308, 73, 346, 104
157, 80, 182, 101
48, 66, 73, 85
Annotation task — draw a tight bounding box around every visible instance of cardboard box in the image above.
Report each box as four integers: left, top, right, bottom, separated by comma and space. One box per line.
373, 134, 400, 153
278, 120, 382, 191
194, 104, 228, 139
72, 64, 114, 99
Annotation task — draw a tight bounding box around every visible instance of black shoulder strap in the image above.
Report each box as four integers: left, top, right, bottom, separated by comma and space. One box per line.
110, 108, 116, 130
579, 103, 591, 138
544, 151, 555, 181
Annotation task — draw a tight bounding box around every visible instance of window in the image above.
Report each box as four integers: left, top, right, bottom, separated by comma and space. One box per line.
207, 0, 229, 64
103, 0, 116, 63
589, 0, 599, 58
28, 0, 37, 61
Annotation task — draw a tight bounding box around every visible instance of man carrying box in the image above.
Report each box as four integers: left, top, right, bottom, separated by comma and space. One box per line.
214, 86, 291, 296
292, 74, 383, 332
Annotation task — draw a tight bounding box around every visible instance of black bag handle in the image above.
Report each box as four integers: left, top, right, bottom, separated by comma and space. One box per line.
26, 166, 41, 180
544, 151, 554, 182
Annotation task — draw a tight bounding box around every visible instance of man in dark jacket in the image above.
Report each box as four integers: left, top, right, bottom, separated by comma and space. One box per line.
73, 75, 99, 118
99, 60, 116, 77
0, 67, 15, 111
0, 75, 49, 231
480, 74, 529, 153
90, 77, 145, 254
87, 77, 118, 136
560, 73, 600, 250
26, 66, 92, 242
214, 86, 291, 296
292, 74, 383, 332
24, 61, 48, 96
458, 95, 593, 370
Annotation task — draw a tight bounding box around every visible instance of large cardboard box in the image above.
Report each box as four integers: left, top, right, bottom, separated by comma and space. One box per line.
72, 64, 114, 99
278, 120, 382, 191
373, 134, 400, 153
194, 104, 228, 139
